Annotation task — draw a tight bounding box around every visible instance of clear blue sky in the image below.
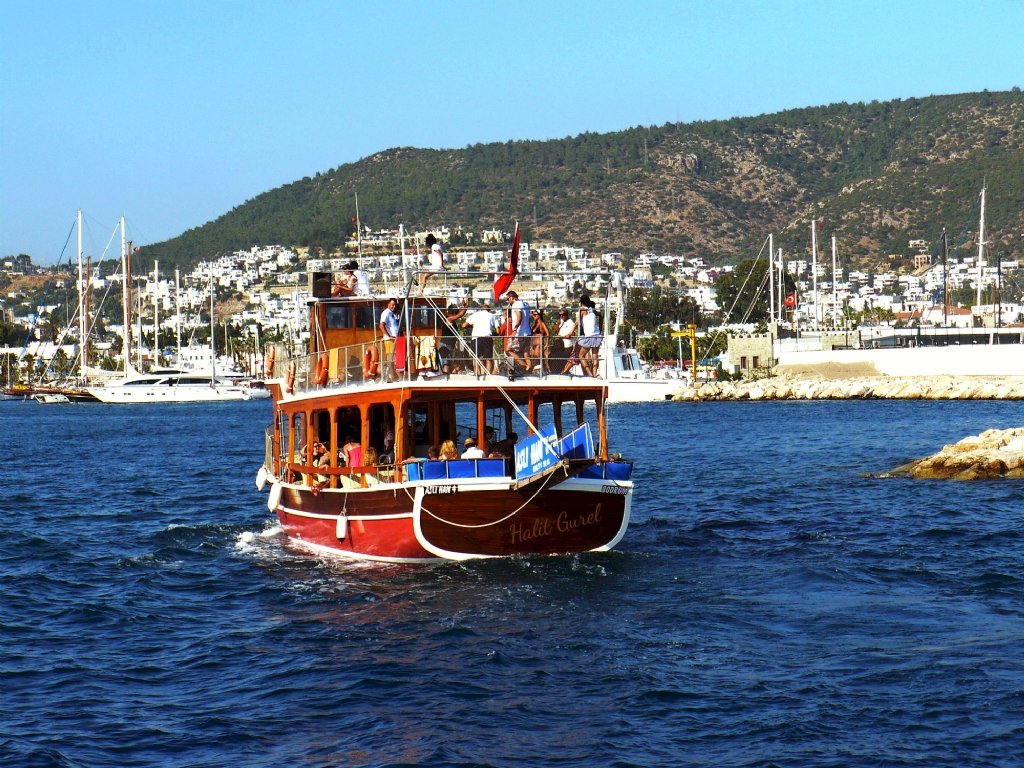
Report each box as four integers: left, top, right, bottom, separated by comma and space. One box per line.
3, 0, 1022, 264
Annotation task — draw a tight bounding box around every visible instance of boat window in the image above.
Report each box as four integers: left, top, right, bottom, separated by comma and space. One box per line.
291, 413, 306, 462
311, 409, 331, 450
408, 404, 431, 458
354, 304, 377, 330
410, 306, 437, 332
367, 403, 396, 459
326, 305, 353, 330
277, 411, 289, 465
335, 406, 361, 451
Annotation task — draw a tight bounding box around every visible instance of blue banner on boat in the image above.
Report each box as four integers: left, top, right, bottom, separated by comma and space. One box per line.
513, 423, 595, 480
514, 424, 560, 479
556, 423, 595, 461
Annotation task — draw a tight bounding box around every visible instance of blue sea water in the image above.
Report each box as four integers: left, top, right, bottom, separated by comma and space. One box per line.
2, 398, 1024, 767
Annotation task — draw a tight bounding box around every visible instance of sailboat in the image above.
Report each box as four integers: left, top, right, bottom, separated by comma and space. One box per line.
86, 229, 269, 403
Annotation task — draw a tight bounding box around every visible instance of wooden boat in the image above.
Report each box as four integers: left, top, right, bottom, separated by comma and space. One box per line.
256, 271, 634, 562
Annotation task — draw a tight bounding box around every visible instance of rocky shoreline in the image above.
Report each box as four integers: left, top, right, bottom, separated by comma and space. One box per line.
674, 375, 1024, 401
871, 427, 1024, 480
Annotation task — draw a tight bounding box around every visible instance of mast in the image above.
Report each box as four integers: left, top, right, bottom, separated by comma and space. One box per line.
153, 259, 160, 366
399, 223, 407, 281
975, 183, 986, 307
210, 279, 216, 380
355, 191, 362, 261
76, 210, 87, 381
768, 232, 775, 323
121, 217, 132, 375
811, 219, 819, 327
942, 229, 948, 327
175, 268, 182, 362
831, 234, 838, 329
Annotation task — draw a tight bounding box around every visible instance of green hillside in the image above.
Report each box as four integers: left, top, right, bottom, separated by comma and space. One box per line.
139, 90, 1024, 272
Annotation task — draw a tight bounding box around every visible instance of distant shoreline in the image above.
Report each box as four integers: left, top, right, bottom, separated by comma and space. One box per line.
674, 372, 1024, 401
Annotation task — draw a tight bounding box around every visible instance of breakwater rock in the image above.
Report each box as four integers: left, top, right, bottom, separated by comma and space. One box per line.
673, 375, 1024, 402
872, 428, 1024, 480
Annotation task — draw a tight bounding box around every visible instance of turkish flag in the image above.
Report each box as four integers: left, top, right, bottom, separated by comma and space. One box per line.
493, 222, 520, 300
784, 292, 797, 308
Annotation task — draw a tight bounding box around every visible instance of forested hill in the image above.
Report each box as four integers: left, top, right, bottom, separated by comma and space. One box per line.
140, 90, 1023, 272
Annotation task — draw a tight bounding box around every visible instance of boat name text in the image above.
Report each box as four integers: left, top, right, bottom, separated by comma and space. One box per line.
425, 484, 460, 495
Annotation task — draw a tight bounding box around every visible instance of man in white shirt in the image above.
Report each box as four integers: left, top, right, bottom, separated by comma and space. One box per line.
461, 437, 485, 459
463, 304, 496, 375
379, 298, 400, 380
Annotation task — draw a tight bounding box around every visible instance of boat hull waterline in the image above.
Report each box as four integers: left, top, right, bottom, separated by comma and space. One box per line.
269, 477, 631, 562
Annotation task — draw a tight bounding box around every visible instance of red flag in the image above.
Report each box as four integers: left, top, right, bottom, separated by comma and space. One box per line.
493, 222, 520, 300
784, 292, 797, 308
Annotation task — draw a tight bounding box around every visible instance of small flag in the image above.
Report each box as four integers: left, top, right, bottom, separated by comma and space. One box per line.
493, 222, 521, 300
784, 292, 797, 308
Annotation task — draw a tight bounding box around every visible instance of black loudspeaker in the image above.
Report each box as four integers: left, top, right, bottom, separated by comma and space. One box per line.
311, 271, 332, 298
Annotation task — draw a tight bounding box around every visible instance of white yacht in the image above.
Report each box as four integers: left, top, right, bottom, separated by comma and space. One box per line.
87, 370, 270, 403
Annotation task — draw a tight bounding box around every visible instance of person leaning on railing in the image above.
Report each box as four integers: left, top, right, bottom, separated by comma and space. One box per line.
577, 295, 602, 377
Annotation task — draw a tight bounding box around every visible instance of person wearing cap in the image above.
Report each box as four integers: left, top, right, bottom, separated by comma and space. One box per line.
419, 233, 446, 293
461, 436, 485, 459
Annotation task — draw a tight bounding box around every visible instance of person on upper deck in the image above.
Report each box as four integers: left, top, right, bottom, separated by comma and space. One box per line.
379, 297, 400, 381
419, 234, 445, 293
577, 295, 602, 377
550, 308, 576, 371
344, 260, 371, 296
504, 291, 531, 376
439, 439, 459, 460
463, 302, 496, 376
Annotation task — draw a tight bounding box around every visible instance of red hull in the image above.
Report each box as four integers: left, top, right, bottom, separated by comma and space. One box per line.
271, 478, 630, 562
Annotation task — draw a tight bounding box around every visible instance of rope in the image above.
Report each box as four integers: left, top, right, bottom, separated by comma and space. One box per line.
416, 466, 562, 529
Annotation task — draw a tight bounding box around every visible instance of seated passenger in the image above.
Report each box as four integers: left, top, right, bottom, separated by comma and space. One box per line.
461, 437, 485, 459
439, 439, 459, 460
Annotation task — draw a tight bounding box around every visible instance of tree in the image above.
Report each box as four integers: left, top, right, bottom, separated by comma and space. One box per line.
714, 259, 795, 324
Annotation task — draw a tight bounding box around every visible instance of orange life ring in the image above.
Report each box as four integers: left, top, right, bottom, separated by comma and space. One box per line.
363, 346, 380, 379
285, 361, 296, 393
315, 352, 329, 386
264, 347, 276, 379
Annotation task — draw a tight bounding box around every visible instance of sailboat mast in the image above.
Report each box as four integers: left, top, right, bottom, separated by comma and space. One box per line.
210, 280, 216, 380
811, 220, 819, 327
768, 232, 775, 323
175, 268, 182, 362
831, 234, 838, 329
121, 217, 131, 374
153, 260, 160, 365
975, 184, 986, 307
77, 210, 87, 380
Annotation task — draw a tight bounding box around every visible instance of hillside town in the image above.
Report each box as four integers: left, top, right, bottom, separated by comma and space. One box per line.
1, 220, 1016, 380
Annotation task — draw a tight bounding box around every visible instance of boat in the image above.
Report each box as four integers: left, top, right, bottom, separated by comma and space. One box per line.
87, 371, 270, 403
33, 393, 71, 404
87, 236, 270, 404
255, 265, 634, 562
600, 336, 687, 402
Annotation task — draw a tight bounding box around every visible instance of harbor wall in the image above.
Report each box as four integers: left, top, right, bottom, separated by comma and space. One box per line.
776, 345, 1024, 378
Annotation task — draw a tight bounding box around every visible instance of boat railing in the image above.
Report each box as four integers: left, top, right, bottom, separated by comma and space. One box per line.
281, 454, 631, 489
276, 333, 608, 394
